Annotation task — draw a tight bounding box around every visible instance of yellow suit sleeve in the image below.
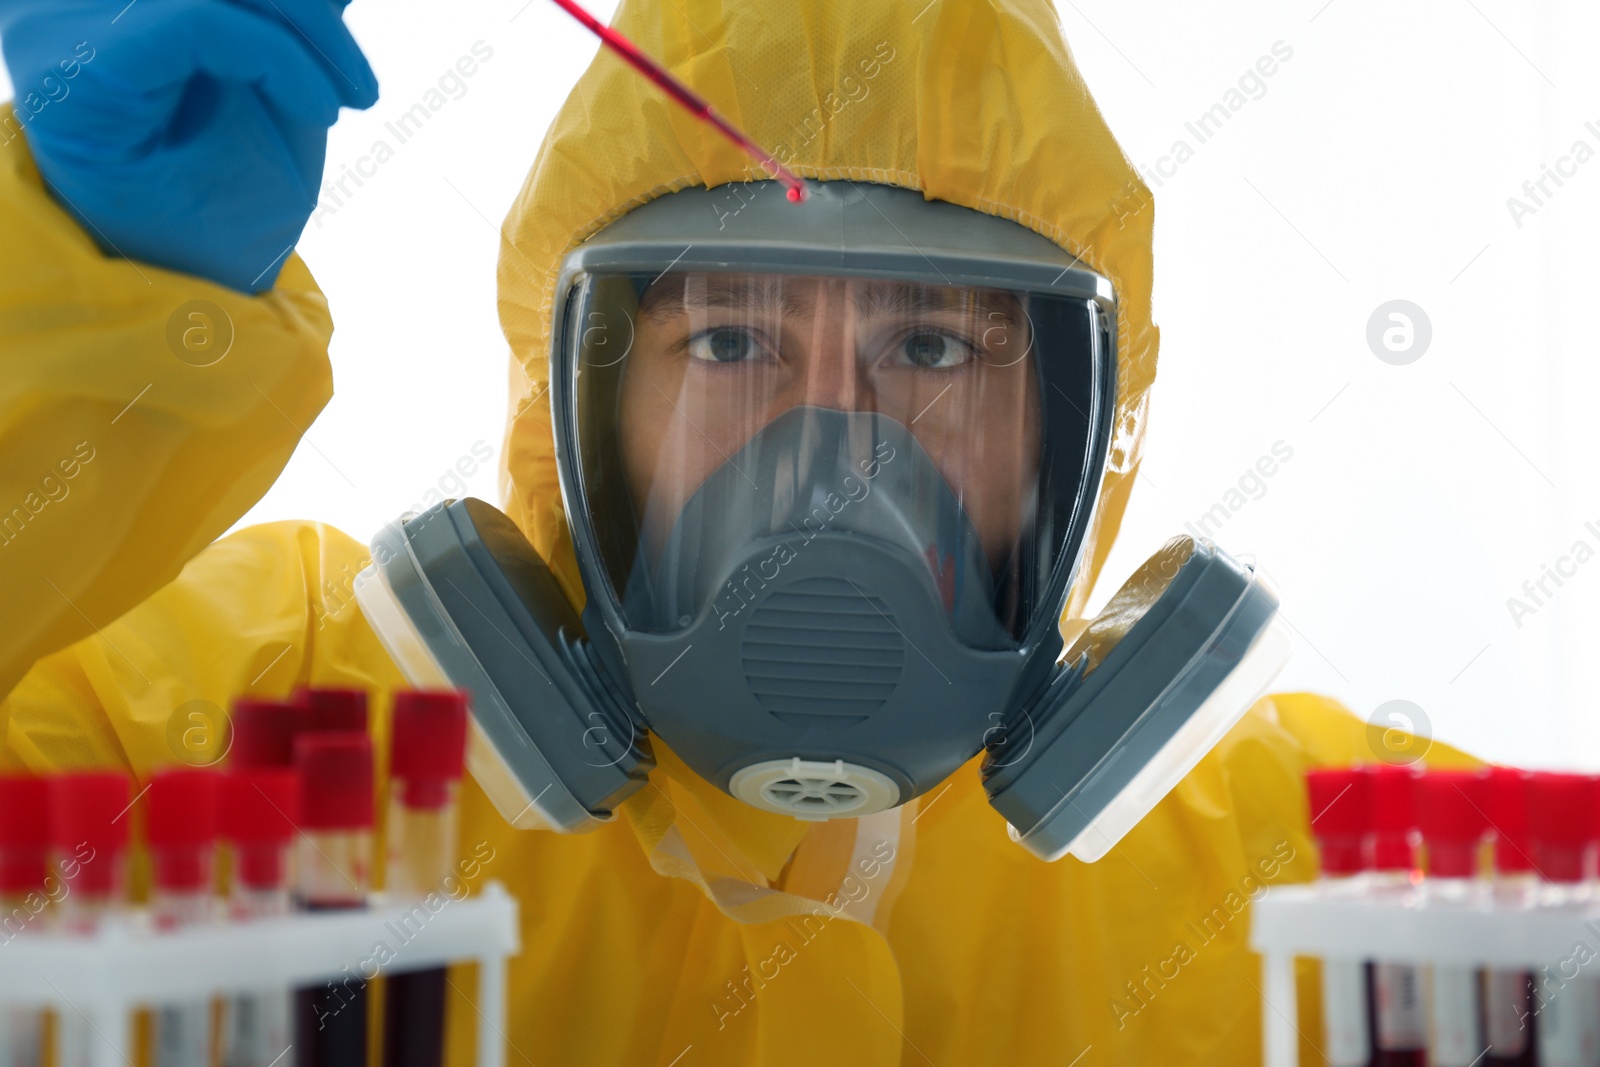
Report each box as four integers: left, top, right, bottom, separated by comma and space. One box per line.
0, 520, 406, 775
0, 109, 336, 702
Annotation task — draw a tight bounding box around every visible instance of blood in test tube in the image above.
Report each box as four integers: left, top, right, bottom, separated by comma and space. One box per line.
1416, 770, 1491, 1067
1526, 772, 1597, 1067
147, 769, 221, 1067
1306, 767, 1374, 1067
50, 771, 132, 1067
297, 687, 368, 734
1484, 766, 1539, 1067
383, 690, 470, 1067
1364, 763, 1427, 1067
231, 697, 311, 769
293, 732, 374, 1067
0, 777, 50, 1067
220, 769, 300, 1067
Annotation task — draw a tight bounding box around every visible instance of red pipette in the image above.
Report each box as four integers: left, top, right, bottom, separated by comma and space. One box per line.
546, 0, 808, 203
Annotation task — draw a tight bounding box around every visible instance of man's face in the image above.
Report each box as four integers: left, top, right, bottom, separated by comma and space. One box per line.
618, 273, 1042, 567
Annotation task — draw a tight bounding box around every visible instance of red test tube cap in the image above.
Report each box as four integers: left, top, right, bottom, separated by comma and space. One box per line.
1417, 770, 1490, 878
1362, 763, 1420, 872
391, 690, 469, 809
295, 732, 373, 831
0, 777, 50, 894
1306, 768, 1369, 875
146, 769, 220, 846
298, 687, 368, 733
1526, 771, 1594, 883
222, 769, 299, 889
1487, 766, 1535, 874
51, 771, 131, 895
146, 768, 220, 892
221, 770, 299, 843
231, 698, 310, 769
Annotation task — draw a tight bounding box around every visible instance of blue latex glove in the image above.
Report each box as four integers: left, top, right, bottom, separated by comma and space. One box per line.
1, 0, 378, 292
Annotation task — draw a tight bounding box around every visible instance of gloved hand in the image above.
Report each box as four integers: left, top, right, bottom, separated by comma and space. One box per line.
1, 0, 378, 292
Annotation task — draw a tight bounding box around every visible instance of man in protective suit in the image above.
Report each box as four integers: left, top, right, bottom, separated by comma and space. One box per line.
0, 0, 1467, 1062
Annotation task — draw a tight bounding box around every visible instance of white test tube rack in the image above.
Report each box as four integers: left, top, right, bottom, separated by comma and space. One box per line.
1252, 883, 1598, 1067
0, 880, 520, 1067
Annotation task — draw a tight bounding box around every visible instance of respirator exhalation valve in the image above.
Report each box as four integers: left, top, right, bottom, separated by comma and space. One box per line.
728, 757, 901, 821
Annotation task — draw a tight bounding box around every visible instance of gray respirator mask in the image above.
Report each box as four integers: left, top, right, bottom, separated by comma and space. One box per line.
356, 182, 1289, 862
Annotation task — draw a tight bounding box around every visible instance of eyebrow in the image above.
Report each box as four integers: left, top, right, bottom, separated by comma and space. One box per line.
851, 283, 1020, 324
638, 276, 1021, 324
639, 277, 806, 320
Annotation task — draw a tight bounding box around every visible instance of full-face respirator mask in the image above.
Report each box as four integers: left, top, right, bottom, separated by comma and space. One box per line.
355, 181, 1289, 862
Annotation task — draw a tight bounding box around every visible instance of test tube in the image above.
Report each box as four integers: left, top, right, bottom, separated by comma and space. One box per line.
1307, 767, 1374, 1067
1485, 766, 1539, 1067
384, 690, 469, 1067
1526, 772, 1597, 1067
1364, 763, 1426, 1067
0, 776, 50, 1067
293, 732, 374, 1067
220, 768, 299, 1067
297, 687, 368, 734
1417, 769, 1490, 1067
50, 771, 132, 1067
147, 768, 221, 1067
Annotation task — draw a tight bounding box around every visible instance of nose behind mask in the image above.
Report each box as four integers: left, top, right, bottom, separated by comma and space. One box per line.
625, 407, 1013, 649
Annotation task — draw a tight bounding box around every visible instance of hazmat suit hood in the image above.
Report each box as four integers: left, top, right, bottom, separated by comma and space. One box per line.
493, 0, 1158, 868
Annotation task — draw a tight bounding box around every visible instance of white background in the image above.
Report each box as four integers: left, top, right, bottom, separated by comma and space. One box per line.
6, 0, 1596, 770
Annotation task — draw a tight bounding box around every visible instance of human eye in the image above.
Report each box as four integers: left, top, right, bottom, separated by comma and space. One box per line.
892, 328, 978, 370
686, 326, 770, 364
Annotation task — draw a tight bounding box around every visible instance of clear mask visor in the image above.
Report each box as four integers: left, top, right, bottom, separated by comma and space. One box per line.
567, 271, 1103, 643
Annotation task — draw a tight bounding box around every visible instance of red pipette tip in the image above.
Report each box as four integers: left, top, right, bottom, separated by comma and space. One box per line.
548, 0, 807, 204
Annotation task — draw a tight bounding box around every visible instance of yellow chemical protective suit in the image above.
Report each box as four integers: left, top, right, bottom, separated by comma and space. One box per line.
0, 0, 1477, 1063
